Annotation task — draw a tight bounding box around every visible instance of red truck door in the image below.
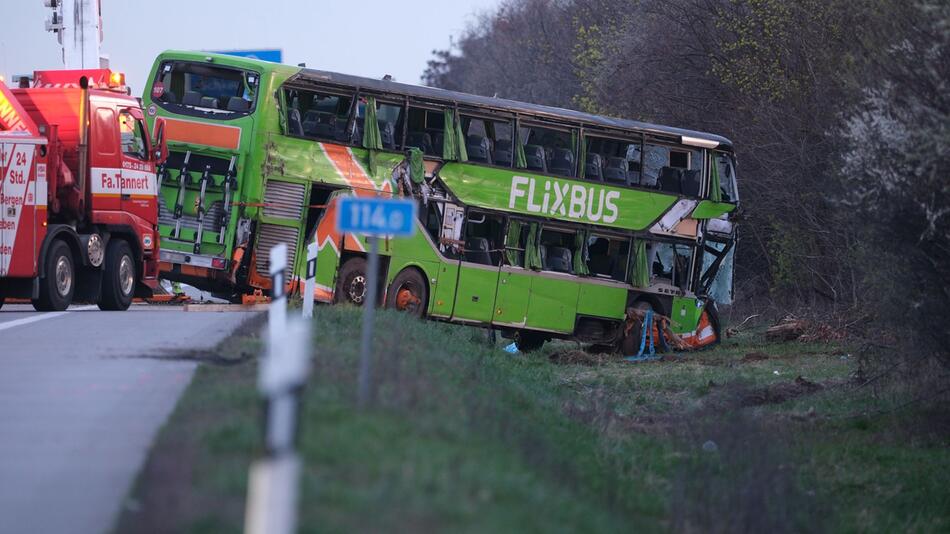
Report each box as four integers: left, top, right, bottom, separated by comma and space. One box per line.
117, 108, 157, 223
89, 105, 122, 211
0, 137, 43, 278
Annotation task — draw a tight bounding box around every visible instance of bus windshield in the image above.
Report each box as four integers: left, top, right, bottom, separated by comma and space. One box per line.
151, 61, 259, 119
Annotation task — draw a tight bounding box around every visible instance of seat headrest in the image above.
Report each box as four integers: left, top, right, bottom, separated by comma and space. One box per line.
227, 97, 250, 112
182, 91, 201, 106
607, 157, 628, 170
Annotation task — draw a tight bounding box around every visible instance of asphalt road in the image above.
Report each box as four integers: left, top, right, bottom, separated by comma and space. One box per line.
0, 302, 259, 534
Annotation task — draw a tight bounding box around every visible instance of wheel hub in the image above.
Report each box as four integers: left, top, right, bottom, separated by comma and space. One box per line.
55, 256, 72, 297
119, 255, 134, 296
395, 286, 422, 311
348, 274, 366, 304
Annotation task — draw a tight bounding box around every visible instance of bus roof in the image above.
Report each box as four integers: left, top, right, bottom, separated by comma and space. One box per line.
289, 69, 734, 151
157, 50, 733, 150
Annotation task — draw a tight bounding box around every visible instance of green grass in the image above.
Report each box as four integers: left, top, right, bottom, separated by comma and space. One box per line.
116, 307, 950, 533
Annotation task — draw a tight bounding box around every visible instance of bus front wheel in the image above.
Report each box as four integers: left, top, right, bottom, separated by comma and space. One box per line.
385, 268, 428, 317
336, 257, 368, 306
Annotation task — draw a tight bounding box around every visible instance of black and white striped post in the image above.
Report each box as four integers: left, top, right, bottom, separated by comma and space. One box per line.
244, 243, 310, 534
302, 242, 318, 319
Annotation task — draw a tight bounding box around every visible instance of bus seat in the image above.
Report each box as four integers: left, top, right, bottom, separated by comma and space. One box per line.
227, 97, 250, 112
200, 96, 219, 109
162, 91, 178, 104
334, 118, 350, 141
585, 153, 604, 181
288, 109, 305, 136
466, 135, 491, 163
494, 138, 512, 166
378, 120, 396, 149
681, 169, 702, 197
659, 167, 683, 194
464, 237, 493, 265
546, 246, 573, 273
183, 91, 202, 106
524, 144, 547, 172
406, 132, 433, 155
430, 131, 445, 156
604, 157, 628, 184
628, 171, 642, 186
549, 148, 575, 176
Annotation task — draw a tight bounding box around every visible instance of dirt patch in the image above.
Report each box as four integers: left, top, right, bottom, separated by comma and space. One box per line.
741, 376, 824, 406
549, 349, 618, 366
741, 351, 770, 363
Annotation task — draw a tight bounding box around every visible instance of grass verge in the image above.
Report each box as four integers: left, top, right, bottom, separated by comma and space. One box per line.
116, 306, 950, 533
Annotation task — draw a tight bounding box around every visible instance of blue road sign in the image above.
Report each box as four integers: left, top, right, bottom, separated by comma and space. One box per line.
336, 197, 416, 237
212, 49, 283, 63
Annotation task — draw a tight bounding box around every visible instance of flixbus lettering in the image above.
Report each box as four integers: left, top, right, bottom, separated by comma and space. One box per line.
509, 175, 620, 224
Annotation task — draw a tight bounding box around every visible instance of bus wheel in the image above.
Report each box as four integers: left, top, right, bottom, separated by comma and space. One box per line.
386, 269, 427, 317
336, 257, 368, 306
33, 240, 75, 312
620, 301, 654, 355
515, 330, 546, 352
98, 239, 136, 311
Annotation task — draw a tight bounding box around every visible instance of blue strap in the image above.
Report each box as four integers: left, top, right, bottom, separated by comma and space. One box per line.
626, 310, 659, 362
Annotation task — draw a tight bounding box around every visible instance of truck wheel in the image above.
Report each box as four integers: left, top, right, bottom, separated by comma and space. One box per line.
33, 240, 75, 311
514, 330, 546, 352
336, 257, 368, 306
98, 239, 136, 311
385, 268, 427, 317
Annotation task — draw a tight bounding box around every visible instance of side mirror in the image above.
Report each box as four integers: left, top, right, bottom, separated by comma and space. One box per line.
153, 118, 168, 164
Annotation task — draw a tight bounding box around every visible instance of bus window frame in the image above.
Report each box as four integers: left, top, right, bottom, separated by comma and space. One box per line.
405, 100, 451, 160
355, 92, 408, 151
517, 119, 581, 179
152, 60, 261, 121
282, 85, 357, 143
457, 108, 516, 170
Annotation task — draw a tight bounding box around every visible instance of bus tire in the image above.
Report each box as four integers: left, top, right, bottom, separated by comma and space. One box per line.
336, 257, 368, 306
386, 268, 428, 317
32, 240, 75, 312
98, 239, 136, 311
515, 330, 546, 352
620, 300, 654, 355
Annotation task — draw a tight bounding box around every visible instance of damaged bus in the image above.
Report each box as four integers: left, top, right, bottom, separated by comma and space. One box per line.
142, 50, 739, 352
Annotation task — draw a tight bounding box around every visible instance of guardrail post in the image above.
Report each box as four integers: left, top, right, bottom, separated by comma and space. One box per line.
244, 243, 310, 534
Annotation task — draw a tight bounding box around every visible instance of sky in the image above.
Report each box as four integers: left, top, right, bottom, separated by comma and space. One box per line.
1, 0, 499, 92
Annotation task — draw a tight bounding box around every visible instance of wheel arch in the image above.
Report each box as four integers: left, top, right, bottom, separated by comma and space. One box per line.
38, 225, 83, 278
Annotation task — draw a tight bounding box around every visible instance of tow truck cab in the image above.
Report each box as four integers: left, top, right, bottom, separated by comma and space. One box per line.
0, 69, 166, 311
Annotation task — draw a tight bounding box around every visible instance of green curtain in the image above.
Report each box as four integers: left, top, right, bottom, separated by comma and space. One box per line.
525, 223, 543, 270
629, 239, 649, 288
362, 97, 382, 175
362, 97, 382, 150
505, 220, 523, 267
515, 125, 527, 168
573, 230, 590, 275
442, 108, 468, 161
408, 147, 424, 184
454, 109, 468, 162
709, 153, 722, 202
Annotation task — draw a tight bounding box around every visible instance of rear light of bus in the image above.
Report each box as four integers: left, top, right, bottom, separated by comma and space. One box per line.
212, 257, 227, 270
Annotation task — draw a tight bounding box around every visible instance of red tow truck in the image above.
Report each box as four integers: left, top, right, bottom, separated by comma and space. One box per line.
0, 69, 166, 311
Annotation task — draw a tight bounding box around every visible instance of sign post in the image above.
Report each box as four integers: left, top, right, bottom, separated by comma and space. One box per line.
335, 196, 416, 407
244, 243, 310, 534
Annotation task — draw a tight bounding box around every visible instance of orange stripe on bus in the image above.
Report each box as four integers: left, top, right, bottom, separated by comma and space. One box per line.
164, 118, 241, 150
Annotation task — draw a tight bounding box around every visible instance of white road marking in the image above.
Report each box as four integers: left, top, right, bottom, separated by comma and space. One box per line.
0, 305, 98, 332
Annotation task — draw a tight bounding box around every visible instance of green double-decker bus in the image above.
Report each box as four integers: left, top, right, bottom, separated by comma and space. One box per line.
142, 50, 739, 351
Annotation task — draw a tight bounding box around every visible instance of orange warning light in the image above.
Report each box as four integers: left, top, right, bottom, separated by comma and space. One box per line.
109, 72, 125, 87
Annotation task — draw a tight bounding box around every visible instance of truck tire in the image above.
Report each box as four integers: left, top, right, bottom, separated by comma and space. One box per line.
385, 268, 428, 317
98, 239, 136, 311
33, 240, 75, 311
335, 257, 368, 306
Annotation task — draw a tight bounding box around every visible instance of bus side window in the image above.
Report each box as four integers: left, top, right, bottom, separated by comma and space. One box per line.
587, 236, 630, 281
406, 107, 444, 157
460, 115, 514, 168
539, 228, 575, 273
286, 88, 354, 143
463, 211, 505, 266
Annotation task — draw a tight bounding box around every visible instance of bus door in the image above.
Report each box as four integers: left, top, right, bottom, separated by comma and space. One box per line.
451, 210, 504, 323
524, 227, 581, 333
428, 202, 463, 317
493, 219, 532, 327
